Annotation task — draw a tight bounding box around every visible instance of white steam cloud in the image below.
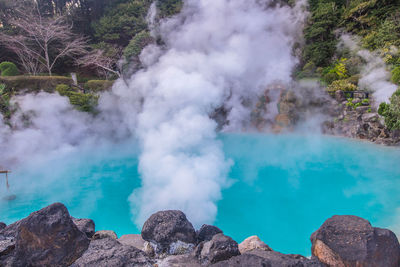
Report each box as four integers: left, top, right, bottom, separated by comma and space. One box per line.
340, 34, 398, 105
0, 0, 307, 228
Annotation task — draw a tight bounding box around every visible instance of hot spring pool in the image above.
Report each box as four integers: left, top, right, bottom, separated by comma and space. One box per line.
1, 134, 400, 255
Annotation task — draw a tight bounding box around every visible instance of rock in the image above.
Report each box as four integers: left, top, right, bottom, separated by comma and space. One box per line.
210, 254, 272, 267
361, 113, 379, 123
311, 215, 400, 267
335, 90, 346, 102
118, 234, 145, 251
0, 238, 15, 257
195, 233, 240, 264
71, 237, 153, 267
158, 254, 201, 267
245, 249, 325, 266
352, 98, 361, 104
275, 114, 291, 127
93, 230, 117, 240
0, 223, 6, 230
141, 210, 196, 255
13, 203, 89, 266
73, 218, 95, 238
197, 224, 223, 243
355, 106, 369, 114
239, 236, 272, 254
0, 220, 21, 239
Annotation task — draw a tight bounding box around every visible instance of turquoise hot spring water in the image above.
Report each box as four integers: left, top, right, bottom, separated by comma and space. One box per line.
1, 133, 400, 256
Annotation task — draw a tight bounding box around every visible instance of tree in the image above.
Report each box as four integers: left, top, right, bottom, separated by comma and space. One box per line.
303, 2, 341, 67
0, 4, 88, 75
77, 47, 122, 79
92, 0, 152, 46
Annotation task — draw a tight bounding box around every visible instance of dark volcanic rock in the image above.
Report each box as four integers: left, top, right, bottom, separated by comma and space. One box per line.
195, 233, 240, 264
71, 238, 153, 267
12, 203, 89, 266
159, 254, 202, 267
210, 254, 273, 267
73, 218, 95, 238
311, 215, 400, 267
246, 249, 325, 266
93, 230, 118, 240
0, 223, 6, 230
141, 210, 196, 254
196, 224, 223, 243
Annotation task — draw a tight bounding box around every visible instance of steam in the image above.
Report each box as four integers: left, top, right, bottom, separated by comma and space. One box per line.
0, 0, 307, 228
121, 0, 307, 226
339, 34, 398, 105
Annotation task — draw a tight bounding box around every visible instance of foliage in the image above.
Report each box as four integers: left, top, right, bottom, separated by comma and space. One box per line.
0, 83, 14, 119
362, 98, 370, 105
303, 2, 341, 68
0, 61, 19, 76
362, 19, 400, 50
378, 89, 400, 130
55, 83, 98, 112
326, 79, 357, 94
123, 30, 154, 60
92, 0, 152, 46
392, 66, 400, 85
0, 75, 73, 92
55, 83, 72, 96
302, 0, 400, 79
322, 58, 350, 84
68, 91, 99, 112
85, 80, 114, 92
157, 0, 183, 18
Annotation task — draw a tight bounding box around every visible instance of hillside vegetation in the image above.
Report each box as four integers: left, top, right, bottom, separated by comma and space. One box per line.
301, 0, 400, 129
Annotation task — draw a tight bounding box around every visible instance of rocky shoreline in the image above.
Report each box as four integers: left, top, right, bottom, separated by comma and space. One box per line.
1, 203, 399, 266
323, 90, 400, 146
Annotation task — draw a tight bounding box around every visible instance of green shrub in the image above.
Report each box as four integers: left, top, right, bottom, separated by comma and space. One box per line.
347, 75, 360, 85
56, 84, 73, 96
362, 98, 370, 105
0, 76, 73, 93
378, 89, 400, 130
157, 0, 183, 18
0, 62, 19, 77
392, 66, 400, 85
68, 92, 99, 113
301, 61, 317, 77
55, 83, 98, 113
326, 79, 357, 94
85, 80, 114, 92
378, 102, 388, 116
0, 83, 14, 119
0, 83, 5, 95
124, 31, 154, 60
322, 72, 339, 85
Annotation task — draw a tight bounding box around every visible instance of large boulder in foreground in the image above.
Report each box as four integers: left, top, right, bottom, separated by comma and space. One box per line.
211, 252, 324, 267
71, 237, 153, 267
244, 249, 325, 266
210, 254, 273, 267
141, 210, 196, 255
12, 203, 89, 266
195, 233, 240, 264
311, 215, 400, 267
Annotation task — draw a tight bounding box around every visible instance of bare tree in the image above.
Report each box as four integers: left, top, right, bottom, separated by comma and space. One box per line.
0, 4, 88, 76
77, 48, 122, 79
0, 34, 45, 75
